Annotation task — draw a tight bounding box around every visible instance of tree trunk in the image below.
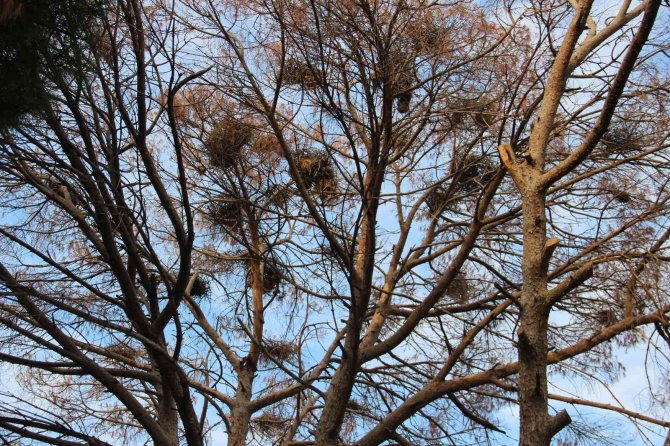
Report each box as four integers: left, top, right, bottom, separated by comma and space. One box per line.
228, 371, 253, 446
314, 334, 359, 445
315, 210, 375, 445
157, 383, 180, 446
229, 249, 264, 446
517, 189, 570, 445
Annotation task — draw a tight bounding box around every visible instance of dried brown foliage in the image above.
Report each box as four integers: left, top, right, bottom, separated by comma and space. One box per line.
0, 1, 668, 446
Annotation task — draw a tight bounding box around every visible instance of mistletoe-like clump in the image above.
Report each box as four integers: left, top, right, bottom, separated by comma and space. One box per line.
205, 118, 254, 169
281, 58, 324, 89
207, 200, 243, 232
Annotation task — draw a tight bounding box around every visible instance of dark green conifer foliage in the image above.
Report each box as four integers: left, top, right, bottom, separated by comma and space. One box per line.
0, 0, 106, 128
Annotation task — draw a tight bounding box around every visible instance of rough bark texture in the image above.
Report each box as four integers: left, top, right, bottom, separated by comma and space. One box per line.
157, 383, 180, 446
518, 190, 553, 446
500, 143, 573, 445
315, 208, 376, 445
228, 251, 265, 446
228, 370, 254, 446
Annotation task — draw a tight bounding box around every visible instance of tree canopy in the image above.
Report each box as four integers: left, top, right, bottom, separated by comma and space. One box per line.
0, 0, 669, 445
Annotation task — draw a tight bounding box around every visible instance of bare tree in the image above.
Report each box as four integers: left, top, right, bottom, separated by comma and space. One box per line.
0, 0, 669, 445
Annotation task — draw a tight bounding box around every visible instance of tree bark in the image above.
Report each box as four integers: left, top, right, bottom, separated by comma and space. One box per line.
228, 243, 264, 446
315, 205, 377, 445
157, 383, 180, 446
228, 370, 254, 446
517, 190, 553, 446
314, 279, 369, 445
500, 143, 572, 445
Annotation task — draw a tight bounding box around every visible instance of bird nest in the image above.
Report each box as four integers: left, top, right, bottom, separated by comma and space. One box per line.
369, 50, 416, 113
600, 125, 643, 155
446, 272, 470, 302
473, 108, 498, 128
91, 27, 115, 65
447, 100, 498, 129
206, 200, 243, 232
390, 59, 415, 114
296, 150, 335, 189
266, 184, 293, 209
296, 151, 340, 205
594, 309, 617, 326
247, 258, 284, 293
261, 262, 283, 293
453, 154, 496, 192
445, 101, 473, 128
281, 58, 324, 89
190, 276, 210, 298
205, 118, 254, 169
414, 27, 450, 56
252, 412, 288, 437
259, 339, 298, 365
603, 186, 632, 203
107, 341, 142, 360
396, 91, 412, 114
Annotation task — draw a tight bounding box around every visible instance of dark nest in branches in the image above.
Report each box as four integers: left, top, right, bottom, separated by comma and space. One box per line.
190, 276, 210, 298
259, 339, 299, 366
262, 262, 283, 293
247, 259, 284, 293
453, 154, 497, 192
281, 58, 324, 89
396, 91, 412, 114
446, 101, 472, 129
603, 186, 632, 203
266, 184, 293, 209
205, 118, 254, 169
391, 59, 415, 114
107, 341, 142, 360
473, 108, 498, 129
370, 50, 415, 113
297, 150, 335, 189
468, 98, 500, 129
449, 109, 466, 128
446, 272, 470, 302
594, 308, 617, 326
91, 27, 114, 65
426, 185, 453, 215
252, 412, 288, 437
206, 200, 243, 232
412, 24, 450, 56
600, 124, 643, 155
346, 400, 366, 412
465, 100, 498, 129
448, 100, 498, 130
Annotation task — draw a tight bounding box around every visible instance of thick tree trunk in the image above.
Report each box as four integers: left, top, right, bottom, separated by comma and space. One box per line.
157, 384, 180, 446
518, 191, 551, 445
518, 308, 552, 445
499, 143, 572, 445
229, 248, 264, 446
315, 210, 376, 445
517, 189, 570, 445
314, 333, 360, 445
149, 335, 203, 446
228, 371, 253, 446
